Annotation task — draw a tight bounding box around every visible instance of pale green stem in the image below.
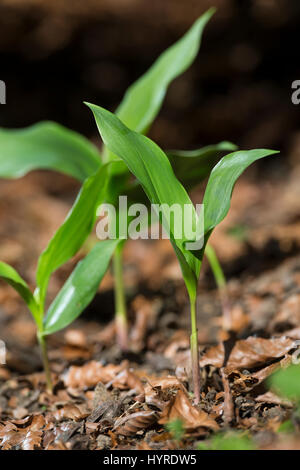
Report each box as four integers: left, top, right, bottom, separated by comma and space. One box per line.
205, 243, 226, 288
205, 244, 231, 331
189, 295, 201, 404
37, 333, 53, 392
113, 244, 128, 351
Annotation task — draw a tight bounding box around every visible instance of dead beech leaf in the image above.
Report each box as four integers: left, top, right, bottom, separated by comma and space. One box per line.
200, 336, 295, 371
114, 410, 159, 436
63, 361, 122, 388
0, 415, 45, 450
21, 430, 43, 450
53, 404, 85, 422
252, 355, 292, 385
144, 376, 185, 410
107, 369, 144, 394
228, 370, 259, 394
145, 376, 185, 390
229, 355, 292, 393
159, 390, 218, 432
271, 294, 300, 331
255, 391, 293, 407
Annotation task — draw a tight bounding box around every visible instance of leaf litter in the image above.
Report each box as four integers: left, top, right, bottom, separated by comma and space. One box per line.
1, 166, 300, 449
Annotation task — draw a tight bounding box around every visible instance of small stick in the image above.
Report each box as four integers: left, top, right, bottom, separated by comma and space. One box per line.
220, 367, 234, 425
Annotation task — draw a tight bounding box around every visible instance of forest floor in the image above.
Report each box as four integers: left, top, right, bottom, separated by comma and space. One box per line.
0, 147, 299, 450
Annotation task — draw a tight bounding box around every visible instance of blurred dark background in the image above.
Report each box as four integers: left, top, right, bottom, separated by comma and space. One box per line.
1, 0, 300, 158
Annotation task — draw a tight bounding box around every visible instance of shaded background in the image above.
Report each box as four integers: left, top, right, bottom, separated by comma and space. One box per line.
1, 0, 300, 156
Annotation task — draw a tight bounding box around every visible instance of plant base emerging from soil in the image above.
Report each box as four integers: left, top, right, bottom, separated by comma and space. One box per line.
190, 296, 201, 403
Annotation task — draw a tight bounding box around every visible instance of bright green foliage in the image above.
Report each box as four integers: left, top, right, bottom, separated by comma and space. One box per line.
165, 419, 185, 442
200, 148, 278, 257
198, 432, 255, 450
0, 167, 118, 342
87, 104, 277, 301
115, 8, 215, 136
0, 9, 278, 379
269, 364, 300, 401
0, 9, 216, 184
36, 164, 110, 307
0, 122, 101, 181
0, 9, 228, 358
87, 103, 278, 400
87, 103, 201, 301
43, 239, 120, 335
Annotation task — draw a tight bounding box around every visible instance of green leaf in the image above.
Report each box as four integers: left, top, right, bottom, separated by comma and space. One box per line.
0, 262, 40, 325
268, 364, 300, 401
166, 141, 237, 189
0, 122, 101, 182
36, 164, 110, 307
104, 8, 215, 173
87, 103, 201, 300
43, 239, 119, 335
116, 9, 215, 134
201, 149, 279, 255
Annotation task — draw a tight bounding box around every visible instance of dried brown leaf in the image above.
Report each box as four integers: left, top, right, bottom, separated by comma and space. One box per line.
114, 410, 159, 437
200, 336, 295, 371
53, 404, 85, 422
255, 391, 293, 407
63, 361, 122, 388
21, 429, 43, 450
144, 376, 185, 410
159, 390, 219, 432
0, 415, 45, 450
108, 369, 144, 394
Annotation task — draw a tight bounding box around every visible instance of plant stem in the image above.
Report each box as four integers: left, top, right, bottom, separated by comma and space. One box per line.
205, 244, 231, 331
190, 295, 201, 404
113, 244, 128, 351
37, 334, 53, 392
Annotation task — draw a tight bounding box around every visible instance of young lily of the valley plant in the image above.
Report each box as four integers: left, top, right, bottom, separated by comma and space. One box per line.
0, 164, 120, 391
87, 104, 279, 403
0, 7, 234, 350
